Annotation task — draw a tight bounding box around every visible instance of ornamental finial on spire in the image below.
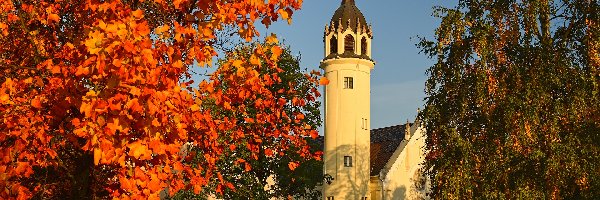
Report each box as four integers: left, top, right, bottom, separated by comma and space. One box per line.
342, 0, 355, 5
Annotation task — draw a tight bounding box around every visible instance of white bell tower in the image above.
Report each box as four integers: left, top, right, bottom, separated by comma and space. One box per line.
321, 0, 374, 199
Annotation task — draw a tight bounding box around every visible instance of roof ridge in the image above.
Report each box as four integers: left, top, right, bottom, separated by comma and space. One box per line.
370, 123, 411, 131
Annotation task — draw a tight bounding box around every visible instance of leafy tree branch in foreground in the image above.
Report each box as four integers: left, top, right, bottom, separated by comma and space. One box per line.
0, 0, 321, 199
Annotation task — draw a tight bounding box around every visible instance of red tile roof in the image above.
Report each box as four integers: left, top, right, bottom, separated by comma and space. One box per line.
369, 123, 411, 176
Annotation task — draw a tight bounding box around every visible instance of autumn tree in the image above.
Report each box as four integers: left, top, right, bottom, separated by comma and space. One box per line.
0, 0, 321, 199
173, 40, 324, 199
419, 0, 599, 199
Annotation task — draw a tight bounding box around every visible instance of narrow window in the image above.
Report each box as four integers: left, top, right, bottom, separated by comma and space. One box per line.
344, 156, 352, 167
344, 77, 353, 89
361, 118, 364, 129
365, 118, 368, 130
344, 35, 354, 53
327, 197, 334, 200
329, 36, 338, 55
361, 37, 368, 55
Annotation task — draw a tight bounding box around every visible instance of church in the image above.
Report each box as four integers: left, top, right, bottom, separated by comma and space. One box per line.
320, 0, 429, 199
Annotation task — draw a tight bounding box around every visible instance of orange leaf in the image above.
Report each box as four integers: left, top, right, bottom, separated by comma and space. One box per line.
250, 55, 261, 66
15, 162, 33, 177
132, 9, 144, 19
271, 46, 282, 60
310, 130, 319, 139
173, 60, 183, 69
225, 182, 235, 190
265, 149, 273, 156
71, 118, 81, 126
288, 162, 299, 171
244, 162, 251, 172
31, 98, 42, 109
50, 65, 61, 74
152, 118, 160, 127
94, 148, 102, 165
48, 14, 60, 23
119, 177, 132, 190
0, 93, 8, 103
319, 76, 330, 85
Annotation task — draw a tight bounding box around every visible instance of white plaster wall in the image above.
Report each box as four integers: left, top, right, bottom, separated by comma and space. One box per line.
382, 125, 428, 200
322, 58, 374, 200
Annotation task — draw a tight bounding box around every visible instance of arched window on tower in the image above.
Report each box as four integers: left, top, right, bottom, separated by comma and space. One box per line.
329, 36, 338, 55
361, 37, 367, 55
344, 35, 354, 53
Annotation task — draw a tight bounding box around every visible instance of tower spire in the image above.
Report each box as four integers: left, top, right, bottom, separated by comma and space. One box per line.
321, 1, 374, 199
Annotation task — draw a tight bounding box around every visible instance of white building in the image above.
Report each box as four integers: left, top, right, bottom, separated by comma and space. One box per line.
321, 1, 429, 199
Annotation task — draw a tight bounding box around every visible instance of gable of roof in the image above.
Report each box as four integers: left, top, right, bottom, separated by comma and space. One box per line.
369, 123, 411, 176
315, 122, 413, 177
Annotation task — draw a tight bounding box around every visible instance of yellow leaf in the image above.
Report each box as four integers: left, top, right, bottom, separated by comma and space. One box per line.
92, 134, 99, 146
152, 118, 160, 127
190, 104, 200, 111
202, 28, 212, 37
165, 101, 176, 109
94, 148, 102, 165
129, 87, 141, 96
129, 142, 150, 160
265, 34, 278, 44
271, 46, 282, 60
98, 20, 107, 30
155, 25, 169, 35
250, 55, 261, 66
232, 60, 243, 68
105, 24, 118, 34
97, 116, 106, 127
65, 42, 74, 49
278, 9, 289, 20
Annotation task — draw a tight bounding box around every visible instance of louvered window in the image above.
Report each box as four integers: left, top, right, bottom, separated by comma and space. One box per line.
330, 36, 338, 55
344, 35, 354, 53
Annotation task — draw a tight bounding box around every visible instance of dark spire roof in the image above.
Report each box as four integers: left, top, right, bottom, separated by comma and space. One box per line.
330, 0, 367, 31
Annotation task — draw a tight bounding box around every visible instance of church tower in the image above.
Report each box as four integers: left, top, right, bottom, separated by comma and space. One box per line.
322, 0, 374, 199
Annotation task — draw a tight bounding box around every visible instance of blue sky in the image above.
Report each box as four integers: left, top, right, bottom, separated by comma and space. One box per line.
255, 0, 457, 130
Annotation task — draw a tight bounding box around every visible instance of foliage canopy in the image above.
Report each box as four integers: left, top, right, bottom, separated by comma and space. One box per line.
175, 41, 324, 200
0, 0, 323, 199
420, 0, 599, 199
